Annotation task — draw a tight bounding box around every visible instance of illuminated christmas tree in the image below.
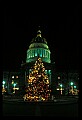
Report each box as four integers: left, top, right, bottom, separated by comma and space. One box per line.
23, 57, 51, 101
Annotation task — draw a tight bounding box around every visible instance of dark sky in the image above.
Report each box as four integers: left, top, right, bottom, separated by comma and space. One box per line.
3, 2, 80, 71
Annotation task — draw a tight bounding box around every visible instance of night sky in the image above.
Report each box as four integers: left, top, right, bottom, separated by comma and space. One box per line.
3, 2, 80, 72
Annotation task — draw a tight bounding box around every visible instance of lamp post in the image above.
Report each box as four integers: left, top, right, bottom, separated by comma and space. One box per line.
13, 83, 16, 93
2, 81, 5, 89
2, 81, 6, 93
60, 84, 63, 95
70, 82, 74, 95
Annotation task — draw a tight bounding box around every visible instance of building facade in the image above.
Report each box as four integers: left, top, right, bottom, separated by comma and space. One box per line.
2, 30, 79, 96
21, 29, 54, 94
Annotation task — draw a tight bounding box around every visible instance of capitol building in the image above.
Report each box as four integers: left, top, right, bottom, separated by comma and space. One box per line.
2, 29, 79, 96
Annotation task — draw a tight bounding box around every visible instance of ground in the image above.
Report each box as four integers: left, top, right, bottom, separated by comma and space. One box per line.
2, 95, 79, 118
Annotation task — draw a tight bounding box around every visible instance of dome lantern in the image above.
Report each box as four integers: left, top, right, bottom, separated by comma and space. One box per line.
37, 30, 41, 37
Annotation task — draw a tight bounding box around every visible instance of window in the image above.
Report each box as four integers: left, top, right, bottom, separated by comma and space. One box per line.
45, 70, 47, 74
32, 50, 34, 57
45, 51, 47, 57
44, 50, 46, 57
40, 49, 42, 57
43, 50, 45, 57
37, 49, 39, 55
39, 49, 42, 57
47, 52, 49, 58
48, 70, 51, 74
49, 53, 50, 58
58, 76, 60, 79
30, 50, 33, 57
35, 49, 37, 56
16, 76, 18, 78
29, 51, 30, 58
12, 76, 14, 79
